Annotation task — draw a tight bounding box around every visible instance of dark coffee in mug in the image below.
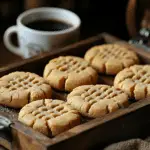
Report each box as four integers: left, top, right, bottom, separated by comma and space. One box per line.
25, 19, 73, 31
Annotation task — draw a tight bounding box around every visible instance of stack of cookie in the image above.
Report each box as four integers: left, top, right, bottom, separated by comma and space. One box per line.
1, 43, 148, 137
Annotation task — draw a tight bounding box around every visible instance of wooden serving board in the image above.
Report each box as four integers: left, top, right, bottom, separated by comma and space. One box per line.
1, 33, 150, 150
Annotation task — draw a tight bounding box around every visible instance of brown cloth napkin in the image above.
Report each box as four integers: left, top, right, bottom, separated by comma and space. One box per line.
104, 137, 150, 150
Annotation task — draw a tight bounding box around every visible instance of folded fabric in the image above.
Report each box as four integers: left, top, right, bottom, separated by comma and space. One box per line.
104, 137, 150, 150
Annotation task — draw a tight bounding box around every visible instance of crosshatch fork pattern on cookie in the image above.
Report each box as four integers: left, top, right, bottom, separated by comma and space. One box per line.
49, 56, 88, 74
0, 72, 52, 108
43, 56, 98, 91
67, 85, 129, 118
114, 65, 150, 100
84, 44, 139, 75
18, 99, 81, 136
5, 74, 43, 91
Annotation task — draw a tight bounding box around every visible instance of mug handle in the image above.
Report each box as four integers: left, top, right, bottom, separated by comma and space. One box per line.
3, 26, 23, 57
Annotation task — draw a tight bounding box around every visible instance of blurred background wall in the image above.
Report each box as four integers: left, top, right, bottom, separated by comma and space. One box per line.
0, 0, 149, 40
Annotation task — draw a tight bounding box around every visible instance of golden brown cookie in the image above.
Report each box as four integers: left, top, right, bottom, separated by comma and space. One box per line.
18, 99, 81, 136
84, 44, 139, 75
67, 84, 129, 118
114, 65, 150, 100
43, 56, 98, 92
0, 72, 52, 108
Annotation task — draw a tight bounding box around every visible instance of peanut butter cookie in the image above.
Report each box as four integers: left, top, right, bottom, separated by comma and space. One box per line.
0, 72, 52, 108
18, 99, 81, 136
114, 65, 150, 100
84, 44, 139, 75
43, 56, 98, 92
67, 84, 129, 118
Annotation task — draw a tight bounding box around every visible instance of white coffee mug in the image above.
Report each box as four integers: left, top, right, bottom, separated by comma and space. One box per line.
3, 7, 81, 58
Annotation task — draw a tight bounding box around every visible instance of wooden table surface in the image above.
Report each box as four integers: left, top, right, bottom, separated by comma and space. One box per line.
0, 41, 22, 68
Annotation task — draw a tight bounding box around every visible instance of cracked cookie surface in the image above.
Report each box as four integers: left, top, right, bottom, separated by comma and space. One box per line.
43, 56, 98, 92
114, 65, 150, 100
18, 99, 81, 136
67, 84, 129, 118
0, 72, 52, 108
84, 44, 139, 75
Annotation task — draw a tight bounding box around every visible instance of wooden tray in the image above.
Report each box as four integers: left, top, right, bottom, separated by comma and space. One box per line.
1, 33, 150, 150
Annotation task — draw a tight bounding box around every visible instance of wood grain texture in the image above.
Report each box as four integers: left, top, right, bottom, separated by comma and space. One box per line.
0, 33, 150, 150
